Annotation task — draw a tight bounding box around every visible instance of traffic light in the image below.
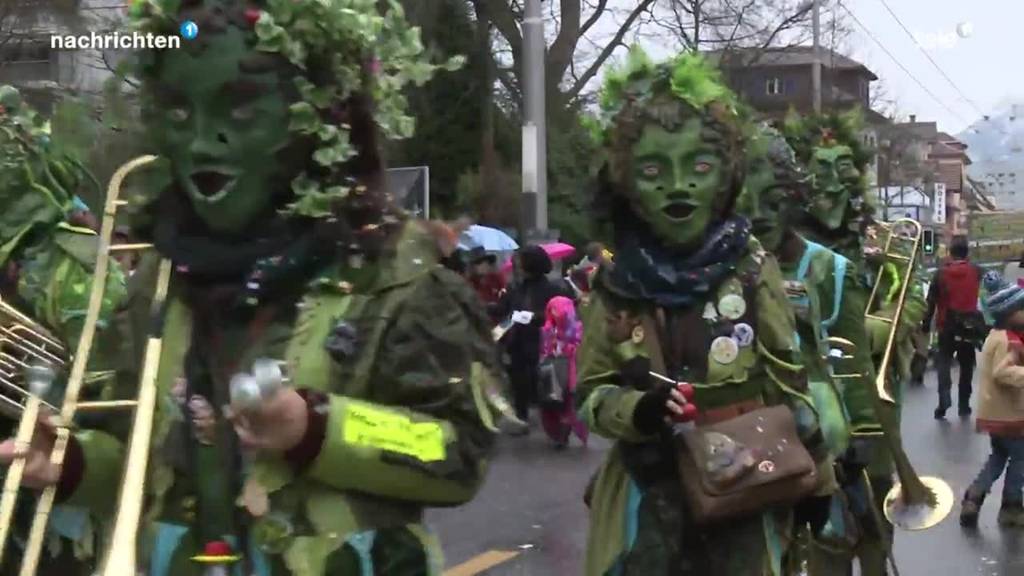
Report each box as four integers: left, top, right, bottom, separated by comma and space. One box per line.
923, 229, 935, 255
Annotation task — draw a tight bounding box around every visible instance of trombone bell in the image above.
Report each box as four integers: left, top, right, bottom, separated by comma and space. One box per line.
884, 476, 954, 531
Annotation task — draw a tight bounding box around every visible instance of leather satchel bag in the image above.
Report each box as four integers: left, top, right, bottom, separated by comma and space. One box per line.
676, 404, 818, 525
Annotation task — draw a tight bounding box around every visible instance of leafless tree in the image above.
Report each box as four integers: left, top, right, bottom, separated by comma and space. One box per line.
646, 0, 813, 58
470, 0, 659, 112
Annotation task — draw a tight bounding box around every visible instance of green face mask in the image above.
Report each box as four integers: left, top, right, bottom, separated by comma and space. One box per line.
147, 26, 297, 234
737, 156, 791, 253
807, 145, 859, 231
630, 118, 724, 249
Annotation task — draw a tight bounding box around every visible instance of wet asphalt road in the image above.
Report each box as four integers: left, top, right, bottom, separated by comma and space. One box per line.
428, 367, 1021, 575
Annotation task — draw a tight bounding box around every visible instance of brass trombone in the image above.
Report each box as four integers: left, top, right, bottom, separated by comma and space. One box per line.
0, 155, 166, 575
831, 218, 953, 531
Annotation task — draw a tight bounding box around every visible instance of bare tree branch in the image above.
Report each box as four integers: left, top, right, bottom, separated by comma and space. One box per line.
548, 0, 582, 86
565, 0, 657, 103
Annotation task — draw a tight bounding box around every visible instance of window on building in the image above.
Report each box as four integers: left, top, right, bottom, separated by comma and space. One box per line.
0, 40, 51, 64
765, 77, 782, 95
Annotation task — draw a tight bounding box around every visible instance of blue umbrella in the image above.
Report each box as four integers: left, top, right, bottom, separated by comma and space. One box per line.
458, 225, 519, 251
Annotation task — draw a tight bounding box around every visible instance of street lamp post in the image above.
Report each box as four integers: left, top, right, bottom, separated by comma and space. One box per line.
811, 0, 822, 113
521, 0, 548, 239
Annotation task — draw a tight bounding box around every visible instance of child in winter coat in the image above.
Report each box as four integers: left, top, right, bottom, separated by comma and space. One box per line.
539, 296, 589, 448
961, 272, 1024, 527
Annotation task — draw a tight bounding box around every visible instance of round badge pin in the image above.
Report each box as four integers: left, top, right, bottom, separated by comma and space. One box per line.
631, 325, 645, 344
718, 293, 747, 320
710, 336, 739, 365
733, 323, 755, 347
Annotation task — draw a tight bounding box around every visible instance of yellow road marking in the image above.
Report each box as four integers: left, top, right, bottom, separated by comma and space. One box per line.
443, 550, 521, 576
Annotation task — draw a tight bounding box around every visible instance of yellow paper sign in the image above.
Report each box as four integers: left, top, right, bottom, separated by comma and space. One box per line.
343, 402, 447, 462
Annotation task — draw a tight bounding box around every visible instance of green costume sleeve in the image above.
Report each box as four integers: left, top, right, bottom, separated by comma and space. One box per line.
17, 229, 127, 365
831, 264, 879, 430
575, 292, 652, 442
59, 430, 125, 514
303, 270, 496, 506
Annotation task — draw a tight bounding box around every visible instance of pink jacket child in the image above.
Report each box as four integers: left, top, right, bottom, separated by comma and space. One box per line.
540, 296, 589, 448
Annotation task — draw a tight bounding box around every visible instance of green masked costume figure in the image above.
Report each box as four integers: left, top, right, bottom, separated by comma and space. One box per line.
577, 49, 830, 576
1, 1, 506, 575
783, 112, 924, 576
738, 124, 854, 471
0, 87, 129, 575
737, 124, 883, 574
0, 86, 126, 358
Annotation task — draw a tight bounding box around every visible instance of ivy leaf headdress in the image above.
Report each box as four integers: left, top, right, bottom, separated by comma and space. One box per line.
128, 0, 462, 219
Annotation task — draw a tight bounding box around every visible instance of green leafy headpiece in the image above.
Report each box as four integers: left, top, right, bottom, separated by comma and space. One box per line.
746, 122, 810, 202
0, 86, 93, 262
592, 47, 747, 218
127, 0, 461, 219
780, 108, 874, 226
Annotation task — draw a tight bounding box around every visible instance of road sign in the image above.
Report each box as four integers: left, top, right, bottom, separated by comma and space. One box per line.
933, 183, 946, 224
967, 210, 1024, 263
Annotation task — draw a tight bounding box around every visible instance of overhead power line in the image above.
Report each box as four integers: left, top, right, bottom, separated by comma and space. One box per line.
836, 0, 968, 125
875, 0, 985, 117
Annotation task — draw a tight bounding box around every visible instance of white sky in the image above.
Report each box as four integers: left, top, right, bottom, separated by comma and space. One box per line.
814, 0, 1015, 135
583, 0, 1014, 137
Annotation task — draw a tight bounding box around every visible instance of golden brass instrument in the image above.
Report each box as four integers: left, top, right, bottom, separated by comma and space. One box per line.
0, 155, 165, 575
829, 218, 953, 531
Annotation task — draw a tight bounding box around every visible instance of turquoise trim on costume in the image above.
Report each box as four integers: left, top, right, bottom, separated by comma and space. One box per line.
798, 241, 848, 339
345, 530, 378, 575
151, 522, 189, 576
72, 195, 89, 212
48, 505, 89, 540
149, 523, 273, 576
762, 513, 783, 576
819, 494, 850, 541
625, 479, 642, 550
822, 251, 847, 332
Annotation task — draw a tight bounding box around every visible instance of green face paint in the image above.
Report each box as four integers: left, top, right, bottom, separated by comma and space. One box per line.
738, 157, 789, 253
147, 26, 296, 234
630, 119, 723, 249
807, 145, 859, 231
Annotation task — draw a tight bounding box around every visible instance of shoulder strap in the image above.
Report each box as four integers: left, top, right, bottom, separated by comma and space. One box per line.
796, 240, 827, 282
821, 253, 848, 334
640, 312, 668, 376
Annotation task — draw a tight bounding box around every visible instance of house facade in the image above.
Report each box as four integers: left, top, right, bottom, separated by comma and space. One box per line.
708, 46, 887, 189
0, 0, 123, 110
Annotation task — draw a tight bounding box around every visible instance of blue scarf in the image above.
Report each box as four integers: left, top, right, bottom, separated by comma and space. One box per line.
606, 216, 752, 308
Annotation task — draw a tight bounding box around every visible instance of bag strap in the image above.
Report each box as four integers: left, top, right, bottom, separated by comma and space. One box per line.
640, 311, 668, 376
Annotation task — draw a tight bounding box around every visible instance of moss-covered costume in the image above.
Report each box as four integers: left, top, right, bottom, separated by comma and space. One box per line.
579, 51, 830, 576
36, 0, 501, 573
579, 239, 829, 576
59, 221, 501, 575
783, 112, 922, 576
0, 86, 127, 574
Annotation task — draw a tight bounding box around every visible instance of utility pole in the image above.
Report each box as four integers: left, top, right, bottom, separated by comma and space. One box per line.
811, 0, 822, 113
521, 0, 548, 238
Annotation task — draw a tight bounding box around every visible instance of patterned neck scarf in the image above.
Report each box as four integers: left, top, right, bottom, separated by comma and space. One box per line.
607, 216, 752, 308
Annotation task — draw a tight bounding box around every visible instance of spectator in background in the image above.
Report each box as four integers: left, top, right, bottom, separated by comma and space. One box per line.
568, 242, 609, 294
959, 272, 1024, 528
495, 245, 573, 429
539, 295, 588, 449
924, 236, 987, 419
467, 247, 505, 316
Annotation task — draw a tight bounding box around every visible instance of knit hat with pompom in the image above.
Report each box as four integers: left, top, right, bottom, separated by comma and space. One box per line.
984, 271, 1024, 324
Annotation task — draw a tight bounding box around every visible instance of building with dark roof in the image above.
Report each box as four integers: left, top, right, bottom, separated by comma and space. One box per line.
706, 46, 884, 121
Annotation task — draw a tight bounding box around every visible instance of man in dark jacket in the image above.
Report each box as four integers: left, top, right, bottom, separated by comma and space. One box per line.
923, 236, 986, 419
495, 246, 573, 426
